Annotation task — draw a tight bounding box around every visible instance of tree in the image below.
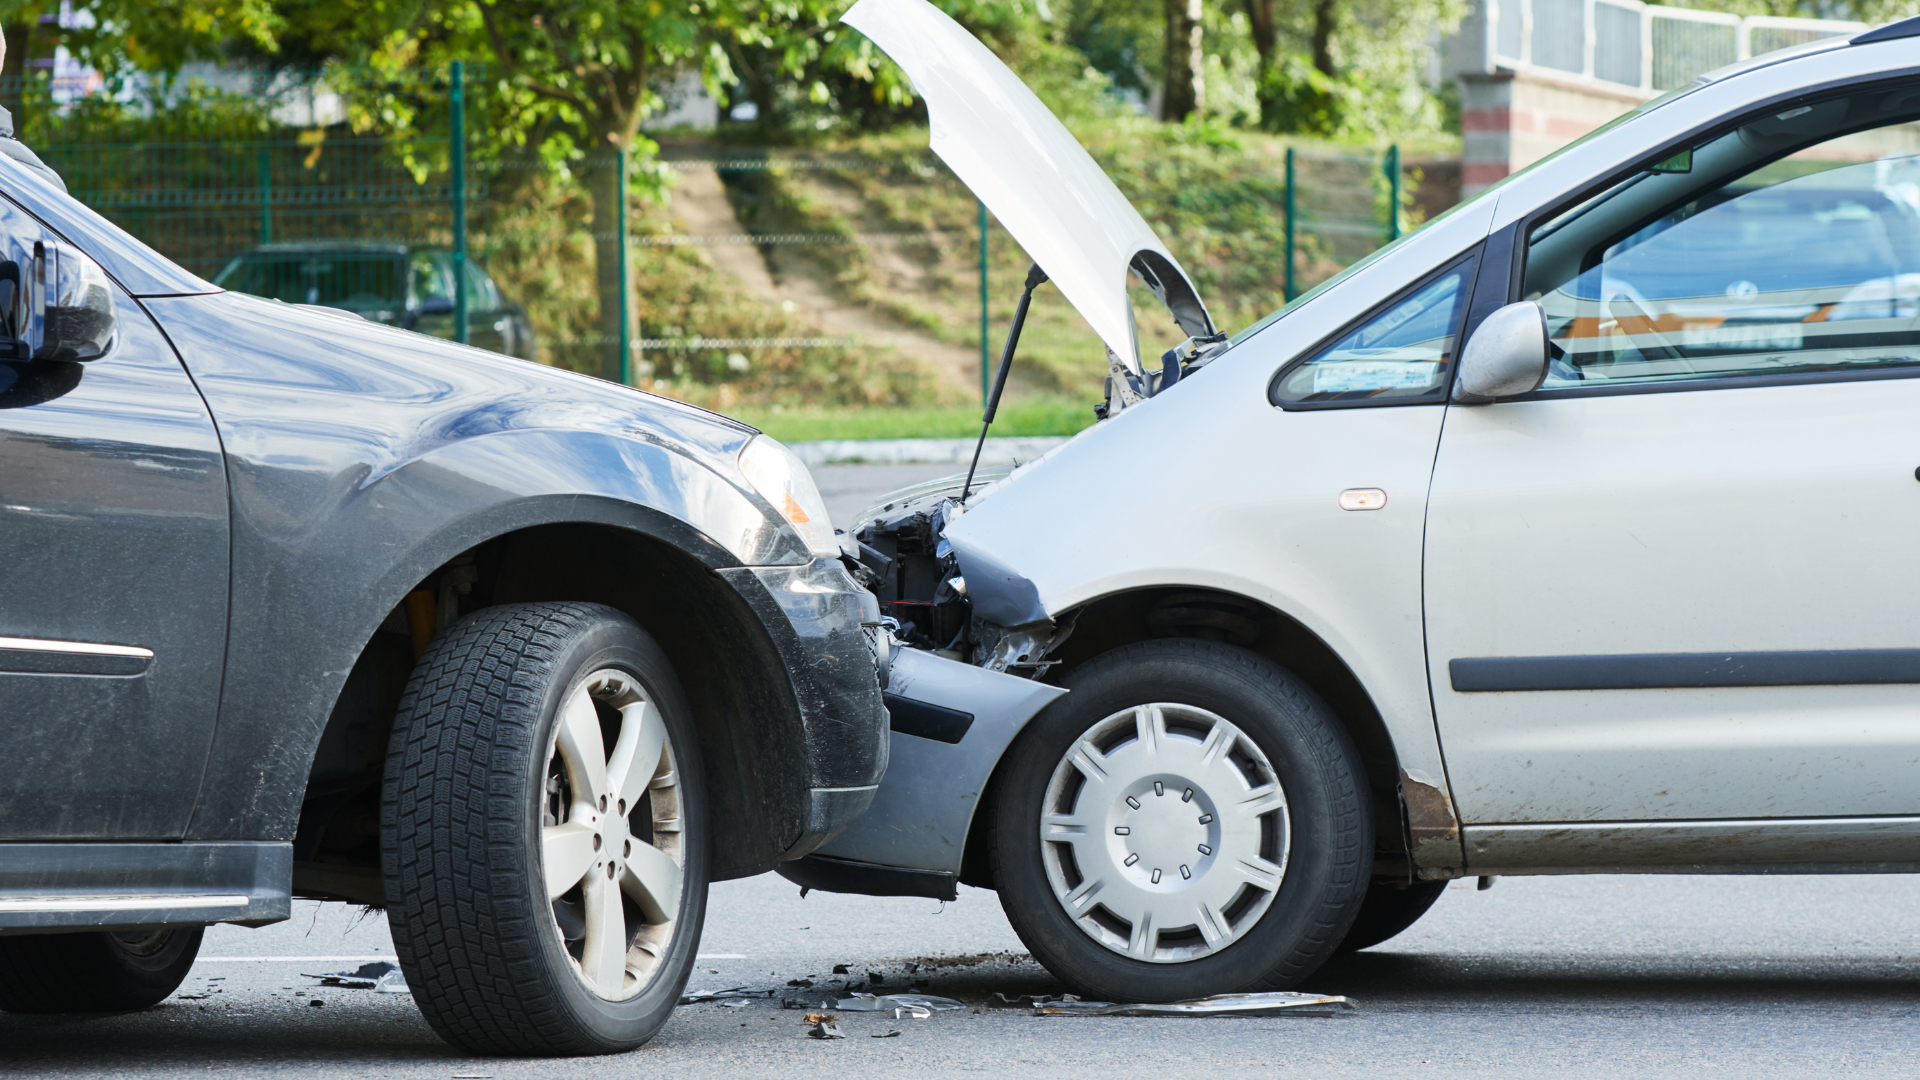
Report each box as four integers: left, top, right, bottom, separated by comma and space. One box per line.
1161, 0, 1200, 120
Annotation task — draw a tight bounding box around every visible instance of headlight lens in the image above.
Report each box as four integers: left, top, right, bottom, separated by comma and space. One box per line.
738, 434, 841, 559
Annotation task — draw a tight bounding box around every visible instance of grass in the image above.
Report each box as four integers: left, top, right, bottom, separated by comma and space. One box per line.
730, 396, 1100, 442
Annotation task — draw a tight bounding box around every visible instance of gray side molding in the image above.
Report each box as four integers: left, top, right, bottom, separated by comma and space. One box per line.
0, 841, 291, 933
807, 649, 1067, 877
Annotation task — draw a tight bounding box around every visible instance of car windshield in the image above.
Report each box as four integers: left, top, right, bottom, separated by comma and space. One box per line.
1231, 81, 1706, 346
214, 251, 406, 312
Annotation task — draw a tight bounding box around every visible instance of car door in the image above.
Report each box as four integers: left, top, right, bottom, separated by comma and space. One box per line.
0, 195, 230, 838
1425, 84, 1920, 854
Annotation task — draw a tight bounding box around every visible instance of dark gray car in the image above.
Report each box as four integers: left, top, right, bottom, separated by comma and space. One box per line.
0, 154, 887, 1055
211, 241, 539, 360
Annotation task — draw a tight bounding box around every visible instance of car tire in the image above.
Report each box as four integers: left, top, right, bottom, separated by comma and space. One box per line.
382, 602, 707, 1056
0, 928, 203, 1012
1335, 879, 1447, 953
989, 639, 1370, 1002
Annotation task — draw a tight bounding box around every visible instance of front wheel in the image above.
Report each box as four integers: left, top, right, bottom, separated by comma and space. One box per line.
989, 640, 1370, 1002
382, 602, 708, 1056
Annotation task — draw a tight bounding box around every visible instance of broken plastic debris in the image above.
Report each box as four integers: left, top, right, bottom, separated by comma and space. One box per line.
836, 993, 965, 1013
678, 987, 777, 1005
872, 1030, 902, 1038
893, 1004, 932, 1020
718, 999, 750, 1009
805, 1013, 845, 1039
787, 978, 814, 988
989, 992, 1075, 1009
1031, 991, 1356, 1018
832, 963, 851, 974
305, 961, 409, 993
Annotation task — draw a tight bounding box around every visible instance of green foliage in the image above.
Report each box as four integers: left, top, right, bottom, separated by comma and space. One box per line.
732, 397, 1097, 440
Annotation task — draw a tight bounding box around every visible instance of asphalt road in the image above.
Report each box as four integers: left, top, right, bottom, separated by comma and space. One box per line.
7, 465, 1920, 1077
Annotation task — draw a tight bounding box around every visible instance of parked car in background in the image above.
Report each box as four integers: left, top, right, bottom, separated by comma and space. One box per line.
0, 159, 887, 1055
798, 0, 1920, 1008
213, 241, 537, 359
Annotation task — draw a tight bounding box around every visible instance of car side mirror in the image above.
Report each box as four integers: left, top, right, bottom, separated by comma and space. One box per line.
0, 239, 115, 363
416, 296, 455, 315
1454, 301, 1547, 403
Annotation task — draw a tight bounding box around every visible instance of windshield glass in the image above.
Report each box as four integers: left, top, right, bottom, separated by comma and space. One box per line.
214, 251, 406, 312
1232, 82, 1705, 345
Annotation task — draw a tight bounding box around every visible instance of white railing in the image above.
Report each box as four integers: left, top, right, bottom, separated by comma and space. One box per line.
1481, 0, 1865, 94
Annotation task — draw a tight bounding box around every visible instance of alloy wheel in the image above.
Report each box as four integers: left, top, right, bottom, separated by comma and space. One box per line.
1039, 703, 1289, 963
540, 668, 683, 1001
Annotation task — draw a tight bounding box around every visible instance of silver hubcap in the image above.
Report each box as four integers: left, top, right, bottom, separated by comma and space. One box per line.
1040, 703, 1289, 963
540, 668, 683, 1001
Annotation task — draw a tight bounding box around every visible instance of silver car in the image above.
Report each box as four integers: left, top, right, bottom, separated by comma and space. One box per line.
789, 0, 1920, 1004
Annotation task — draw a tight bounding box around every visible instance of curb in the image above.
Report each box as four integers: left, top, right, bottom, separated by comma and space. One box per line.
789, 436, 1072, 467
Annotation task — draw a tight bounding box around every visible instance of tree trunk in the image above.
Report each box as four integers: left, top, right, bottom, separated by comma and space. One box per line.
585, 153, 626, 384
1, 15, 38, 132
1161, 0, 1203, 122
1241, 0, 1276, 128
1311, 0, 1337, 78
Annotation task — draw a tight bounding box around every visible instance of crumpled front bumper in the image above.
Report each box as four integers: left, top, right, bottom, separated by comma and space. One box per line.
716, 558, 890, 860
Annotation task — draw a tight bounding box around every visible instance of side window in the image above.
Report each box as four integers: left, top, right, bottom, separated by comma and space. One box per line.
462, 258, 499, 311
1272, 259, 1473, 406
1524, 86, 1920, 390
410, 253, 452, 304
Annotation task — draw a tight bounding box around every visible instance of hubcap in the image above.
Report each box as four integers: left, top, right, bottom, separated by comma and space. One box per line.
540, 668, 683, 1001
1040, 703, 1288, 963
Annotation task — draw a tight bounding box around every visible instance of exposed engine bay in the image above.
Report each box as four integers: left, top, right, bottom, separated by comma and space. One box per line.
841, 331, 1234, 683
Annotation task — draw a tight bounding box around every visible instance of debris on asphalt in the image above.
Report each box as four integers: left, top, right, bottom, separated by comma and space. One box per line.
835, 993, 965, 1013
781, 998, 807, 1010
1031, 992, 1356, 1018
718, 999, 750, 1009
788, 978, 814, 987
679, 986, 778, 1005
867, 970, 885, 986
832, 964, 851, 974
805, 1013, 845, 1039
892, 1004, 932, 1020
989, 992, 1074, 1009
872, 1030, 902, 1038
308, 1000, 325, 1007
904, 962, 920, 974
304, 961, 409, 994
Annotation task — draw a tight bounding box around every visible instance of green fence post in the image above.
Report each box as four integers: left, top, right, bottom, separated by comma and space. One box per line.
978, 197, 989, 404
1283, 146, 1296, 302
618, 146, 631, 386
451, 60, 468, 345
1385, 144, 1402, 242
256, 148, 272, 244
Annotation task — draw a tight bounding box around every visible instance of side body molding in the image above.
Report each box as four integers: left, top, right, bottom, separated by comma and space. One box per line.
785, 649, 1066, 898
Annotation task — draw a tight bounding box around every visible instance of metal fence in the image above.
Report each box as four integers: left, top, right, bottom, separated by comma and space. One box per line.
1481, 0, 1865, 94
9, 64, 1421, 398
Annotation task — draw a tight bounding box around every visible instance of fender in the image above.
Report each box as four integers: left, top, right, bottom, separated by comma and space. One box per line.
142, 293, 807, 841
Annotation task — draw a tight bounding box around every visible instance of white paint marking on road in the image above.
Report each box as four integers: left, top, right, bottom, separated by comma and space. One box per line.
195, 952, 747, 962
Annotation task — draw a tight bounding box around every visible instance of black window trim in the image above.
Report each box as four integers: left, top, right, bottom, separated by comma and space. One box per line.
1268, 249, 1484, 412
1477, 70, 1920, 404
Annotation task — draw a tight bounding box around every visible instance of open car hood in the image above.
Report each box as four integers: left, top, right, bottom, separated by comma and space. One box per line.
843, 0, 1214, 371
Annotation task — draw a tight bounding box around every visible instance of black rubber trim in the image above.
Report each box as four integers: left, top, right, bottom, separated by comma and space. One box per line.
0, 647, 147, 676
774, 853, 958, 902
1450, 649, 1920, 692
1854, 16, 1920, 44
884, 691, 974, 744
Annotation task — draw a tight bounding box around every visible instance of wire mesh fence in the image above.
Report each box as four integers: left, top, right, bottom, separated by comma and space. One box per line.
6, 64, 1424, 403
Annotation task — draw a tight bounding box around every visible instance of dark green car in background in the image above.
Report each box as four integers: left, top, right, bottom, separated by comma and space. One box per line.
213, 241, 537, 360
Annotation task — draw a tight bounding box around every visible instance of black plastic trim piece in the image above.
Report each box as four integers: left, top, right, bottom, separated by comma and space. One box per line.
1494, 360, 1920, 403
1854, 16, 1920, 44
1451, 649, 1920, 692
773, 852, 958, 901
884, 692, 975, 744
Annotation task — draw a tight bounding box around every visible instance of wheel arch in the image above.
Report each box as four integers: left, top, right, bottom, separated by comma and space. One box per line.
957, 585, 1419, 890
290, 508, 812, 905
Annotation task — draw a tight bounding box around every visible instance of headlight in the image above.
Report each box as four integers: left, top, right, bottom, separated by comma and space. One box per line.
738, 434, 841, 559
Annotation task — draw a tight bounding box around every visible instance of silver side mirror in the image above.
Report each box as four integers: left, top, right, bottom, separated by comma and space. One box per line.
0, 239, 115, 363
1454, 300, 1547, 403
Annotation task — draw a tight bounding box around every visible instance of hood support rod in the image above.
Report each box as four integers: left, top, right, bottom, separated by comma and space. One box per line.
962, 262, 1048, 503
